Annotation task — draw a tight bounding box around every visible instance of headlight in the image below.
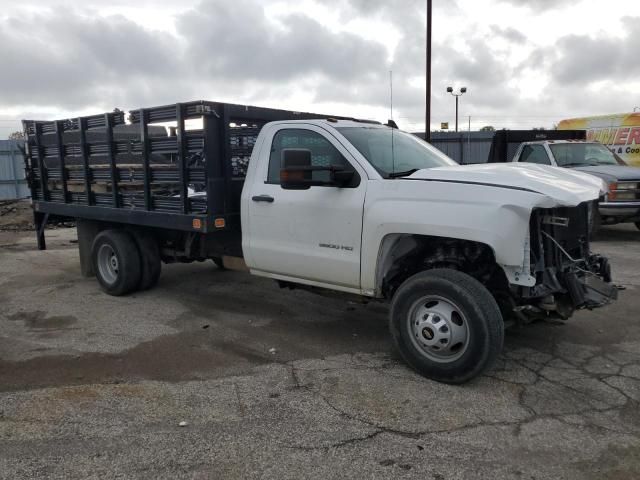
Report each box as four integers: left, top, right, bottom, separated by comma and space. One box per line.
608, 182, 639, 201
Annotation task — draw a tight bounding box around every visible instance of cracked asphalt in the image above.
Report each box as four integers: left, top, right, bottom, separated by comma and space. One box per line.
1, 226, 639, 479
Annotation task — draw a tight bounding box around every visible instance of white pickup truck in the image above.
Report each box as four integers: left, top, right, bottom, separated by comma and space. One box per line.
24, 101, 618, 384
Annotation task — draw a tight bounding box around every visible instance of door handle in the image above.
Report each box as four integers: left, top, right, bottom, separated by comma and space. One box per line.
252, 195, 274, 203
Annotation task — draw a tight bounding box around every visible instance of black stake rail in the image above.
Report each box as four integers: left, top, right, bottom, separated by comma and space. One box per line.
78, 117, 92, 206
55, 120, 68, 203
176, 104, 189, 215
222, 105, 234, 222
23, 99, 364, 234
34, 123, 48, 202
104, 113, 119, 208
25, 110, 126, 136
139, 109, 152, 211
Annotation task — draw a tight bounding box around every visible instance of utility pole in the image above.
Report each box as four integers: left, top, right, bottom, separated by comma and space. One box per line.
425, 0, 432, 143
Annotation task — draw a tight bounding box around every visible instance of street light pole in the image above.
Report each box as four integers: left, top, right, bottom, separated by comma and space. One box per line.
455, 96, 459, 132
446, 86, 467, 133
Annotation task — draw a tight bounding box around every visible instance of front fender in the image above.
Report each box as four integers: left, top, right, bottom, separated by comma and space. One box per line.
360, 181, 564, 294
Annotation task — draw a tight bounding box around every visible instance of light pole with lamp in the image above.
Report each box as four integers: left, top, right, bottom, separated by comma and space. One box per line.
447, 86, 467, 132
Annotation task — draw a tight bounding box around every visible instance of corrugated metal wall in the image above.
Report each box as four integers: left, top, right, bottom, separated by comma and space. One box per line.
414, 131, 495, 164
0, 140, 29, 200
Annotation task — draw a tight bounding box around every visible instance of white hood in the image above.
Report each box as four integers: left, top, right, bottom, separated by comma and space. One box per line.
407, 163, 606, 207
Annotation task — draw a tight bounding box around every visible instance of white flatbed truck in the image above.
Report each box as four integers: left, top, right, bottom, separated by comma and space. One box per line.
23, 101, 617, 383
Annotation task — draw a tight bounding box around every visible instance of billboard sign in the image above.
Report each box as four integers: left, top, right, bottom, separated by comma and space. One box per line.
558, 113, 640, 166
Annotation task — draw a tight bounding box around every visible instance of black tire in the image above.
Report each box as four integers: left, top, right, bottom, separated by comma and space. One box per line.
212, 257, 226, 270
131, 230, 161, 290
91, 230, 142, 296
389, 269, 504, 384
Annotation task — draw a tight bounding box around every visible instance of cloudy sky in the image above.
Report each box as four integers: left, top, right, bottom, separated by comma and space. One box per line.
0, 0, 638, 137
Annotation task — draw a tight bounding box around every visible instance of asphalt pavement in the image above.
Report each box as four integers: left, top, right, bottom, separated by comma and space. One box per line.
0, 225, 639, 479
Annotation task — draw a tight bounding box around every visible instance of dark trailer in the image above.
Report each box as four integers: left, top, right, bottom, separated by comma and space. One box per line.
486, 129, 587, 164
22, 100, 348, 291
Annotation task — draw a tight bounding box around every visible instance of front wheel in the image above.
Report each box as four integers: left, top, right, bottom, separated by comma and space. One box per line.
389, 269, 504, 384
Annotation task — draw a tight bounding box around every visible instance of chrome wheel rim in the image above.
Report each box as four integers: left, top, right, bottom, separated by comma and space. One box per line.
97, 244, 119, 285
407, 295, 470, 363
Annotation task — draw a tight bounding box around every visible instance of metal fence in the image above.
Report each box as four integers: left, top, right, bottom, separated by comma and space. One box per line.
414, 131, 495, 164
0, 140, 29, 200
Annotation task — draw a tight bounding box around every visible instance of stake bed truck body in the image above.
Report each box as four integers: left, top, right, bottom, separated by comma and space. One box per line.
23, 100, 618, 383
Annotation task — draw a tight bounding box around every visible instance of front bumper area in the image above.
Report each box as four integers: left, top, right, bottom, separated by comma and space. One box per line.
516, 203, 618, 321
518, 253, 617, 321
598, 201, 640, 222
561, 262, 618, 309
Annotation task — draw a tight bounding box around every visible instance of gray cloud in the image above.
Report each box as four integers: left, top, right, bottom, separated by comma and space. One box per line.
0, 0, 390, 115
0, 0, 637, 138
0, 11, 182, 109
490, 26, 527, 44
549, 16, 640, 85
0, 0, 541, 134
177, 1, 388, 83
496, 0, 576, 11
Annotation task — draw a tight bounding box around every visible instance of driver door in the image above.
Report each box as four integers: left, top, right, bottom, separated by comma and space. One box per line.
246, 125, 367, 289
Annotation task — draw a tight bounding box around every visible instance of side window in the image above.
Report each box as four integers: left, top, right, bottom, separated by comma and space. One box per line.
519, 145, 551, 165
267, 129, 354, 185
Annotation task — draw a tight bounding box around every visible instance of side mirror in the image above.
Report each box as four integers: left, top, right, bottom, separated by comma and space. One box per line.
280, 149, 313, 190
280, 149, 355, 189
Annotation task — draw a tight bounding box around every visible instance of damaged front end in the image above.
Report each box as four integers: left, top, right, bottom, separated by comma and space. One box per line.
514, 201, 618, 322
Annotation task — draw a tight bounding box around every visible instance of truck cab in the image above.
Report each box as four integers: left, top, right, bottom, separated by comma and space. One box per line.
512, 140, 640, 230
240, 119, 617, 380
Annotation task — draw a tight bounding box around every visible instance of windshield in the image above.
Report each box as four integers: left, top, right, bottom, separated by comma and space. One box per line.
550, 143, 619, 167
336, 127, 457, 177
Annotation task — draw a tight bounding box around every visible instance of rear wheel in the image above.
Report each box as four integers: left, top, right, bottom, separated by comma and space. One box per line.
92, 230, 142, 296
131, 230, 161, 290
389, 269, 504, 384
